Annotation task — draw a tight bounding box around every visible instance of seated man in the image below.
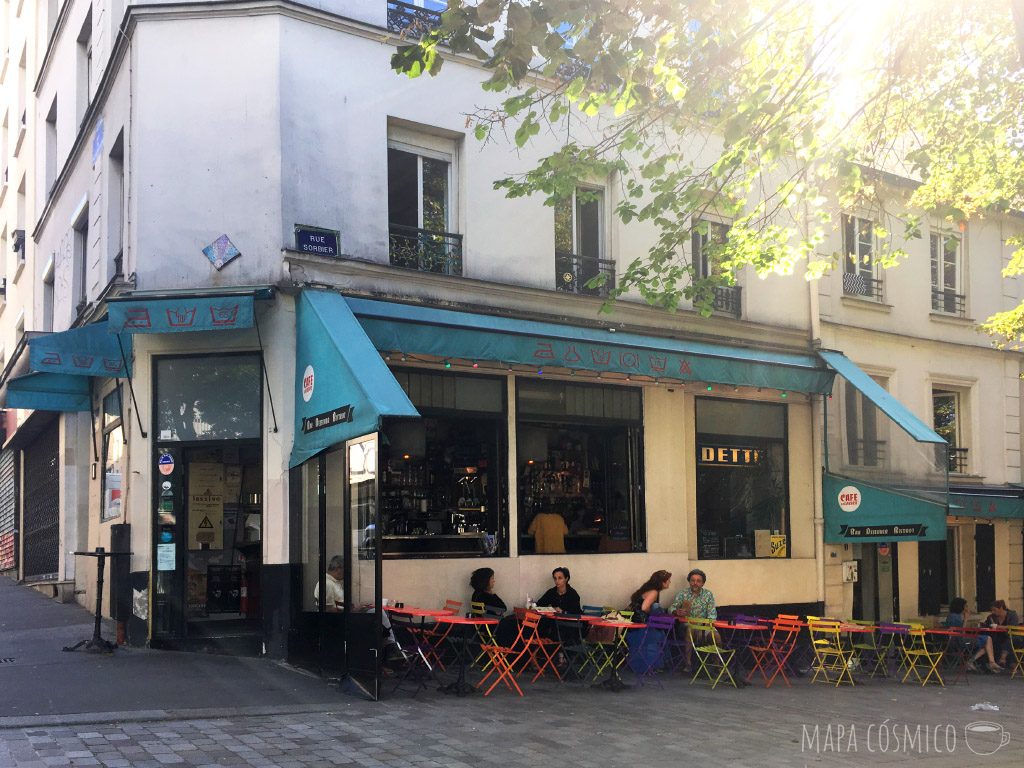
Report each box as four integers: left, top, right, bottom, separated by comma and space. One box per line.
313, 555, 403, 662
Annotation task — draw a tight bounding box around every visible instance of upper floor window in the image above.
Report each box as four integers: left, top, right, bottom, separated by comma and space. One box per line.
842, 214, 882, 301
691, 218, 741, 317
844, 376, 888, 467
932, 387, 967, 473
387, 127, 461, 275
387, 1, 446, 37
76, 7, 93, 126
555, 187, 613, 297
930, 232, 964, 317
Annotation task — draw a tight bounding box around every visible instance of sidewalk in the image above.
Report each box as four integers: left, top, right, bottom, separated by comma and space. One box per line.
0, 575, 338, 723
1, 574, 1021, 766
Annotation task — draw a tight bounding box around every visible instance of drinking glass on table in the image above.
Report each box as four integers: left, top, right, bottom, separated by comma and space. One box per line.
675, 599, 692, 619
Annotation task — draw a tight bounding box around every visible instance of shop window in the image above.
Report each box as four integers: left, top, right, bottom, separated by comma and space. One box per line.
695, 398, 789, 559
155, 354, 261, 441
379, 370, 506, 558
517, 380, 644, 554
844, 376, 888, 467
101, 387, 124, 521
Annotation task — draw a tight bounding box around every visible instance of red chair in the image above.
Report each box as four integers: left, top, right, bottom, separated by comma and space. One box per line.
477, 611, 561, 695
422, 598, 463, 670
747, 617, 802, 687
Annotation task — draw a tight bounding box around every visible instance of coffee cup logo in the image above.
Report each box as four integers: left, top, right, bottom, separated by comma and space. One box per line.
964, 722, 1010, 755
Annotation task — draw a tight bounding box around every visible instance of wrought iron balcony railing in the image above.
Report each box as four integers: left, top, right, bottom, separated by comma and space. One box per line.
931, 288, 966, 317
389, 224, 463, 276
843, 272, 883, 301
946, 446, 969, 474
387, 1, 444, 38
712, 285, 742, 317
555, 251, 615, 297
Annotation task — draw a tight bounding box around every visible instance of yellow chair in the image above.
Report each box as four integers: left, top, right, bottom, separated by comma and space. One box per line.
687, 617, 736, 689
808, 619, 855, 686
899, 623, 944, 686
1006, 626, 1024, 679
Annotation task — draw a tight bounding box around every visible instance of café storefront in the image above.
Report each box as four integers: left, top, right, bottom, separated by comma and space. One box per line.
288, 288, 943, 695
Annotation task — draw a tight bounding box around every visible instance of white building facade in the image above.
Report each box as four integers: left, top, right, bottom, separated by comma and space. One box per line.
0, 0, 1019, 682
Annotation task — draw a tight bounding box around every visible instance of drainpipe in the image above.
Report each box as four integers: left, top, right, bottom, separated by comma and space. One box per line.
808, 215, 826, 610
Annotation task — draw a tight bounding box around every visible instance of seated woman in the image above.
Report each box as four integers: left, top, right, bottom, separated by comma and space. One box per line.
536, 567, 582, 614
625, 570, 672, 673
470, 567, 517, 646
628, 570, 672, 622
944, 597, 1001, 673
470, 567, 507, 615
984, 599, 1021, 668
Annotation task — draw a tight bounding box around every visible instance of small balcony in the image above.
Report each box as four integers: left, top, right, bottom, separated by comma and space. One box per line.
712, 285, 741, 317
843, 272, 883, 301
936, 444, 968, 474
387, 1, 445, 37
931, 288, 966, 317
555, 251, 615, 298
389, 224, 463, 276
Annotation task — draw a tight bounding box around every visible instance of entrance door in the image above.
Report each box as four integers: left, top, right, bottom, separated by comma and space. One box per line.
152, 443, 263, 650
342, 434, 382, 699
852, 543, 896, 622
975, 523, 995, 613
918, 540, 947, 615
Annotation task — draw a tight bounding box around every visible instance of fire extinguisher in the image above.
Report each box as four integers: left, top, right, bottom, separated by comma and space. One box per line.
239, 553, 248, 618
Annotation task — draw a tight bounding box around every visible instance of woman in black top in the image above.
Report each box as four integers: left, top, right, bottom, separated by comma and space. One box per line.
470, 567, 507, 615
536, 567, 582, 614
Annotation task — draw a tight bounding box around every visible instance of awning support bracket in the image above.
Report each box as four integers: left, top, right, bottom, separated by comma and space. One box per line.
116, 335, 147, 438
254, 312, 279, 433
88, 379, 99, 464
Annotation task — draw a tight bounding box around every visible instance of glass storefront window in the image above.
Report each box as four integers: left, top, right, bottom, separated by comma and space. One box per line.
380, 370, 507, 558
101, 388, 124, 521
517, 380, 645, 554
155, 355, 261, 441
695, 398, 789, 559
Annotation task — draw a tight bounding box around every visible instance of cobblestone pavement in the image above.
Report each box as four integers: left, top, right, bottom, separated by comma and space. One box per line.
1, 672, 1021, 768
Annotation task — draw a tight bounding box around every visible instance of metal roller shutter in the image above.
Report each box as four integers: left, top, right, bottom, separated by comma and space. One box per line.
0, 449, 17, 572
22, 427, 60, 580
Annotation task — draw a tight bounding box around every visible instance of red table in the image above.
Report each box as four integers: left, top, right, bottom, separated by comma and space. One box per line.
434, 615, 499, 696
588, 619, 645, 691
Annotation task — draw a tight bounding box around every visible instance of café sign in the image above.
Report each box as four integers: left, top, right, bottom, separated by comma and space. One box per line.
699, 445, 762, 466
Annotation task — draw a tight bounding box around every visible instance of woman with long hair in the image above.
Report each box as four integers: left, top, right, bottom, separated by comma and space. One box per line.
628, 570, 672, 622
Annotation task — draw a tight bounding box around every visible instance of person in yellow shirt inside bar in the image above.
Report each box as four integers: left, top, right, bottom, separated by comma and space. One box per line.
528, 509, 569, 554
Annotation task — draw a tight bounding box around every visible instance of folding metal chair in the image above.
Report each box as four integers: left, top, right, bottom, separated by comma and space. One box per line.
687, 617, 736, 689
808, 619, 855, 687
899, 624, 944, 686
1008, 626, 1024, 679
630, 614, 675, 687
746, 617, 801, 687
388, 611, 439, 696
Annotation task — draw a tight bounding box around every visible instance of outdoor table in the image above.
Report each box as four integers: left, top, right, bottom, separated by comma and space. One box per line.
384, 606, 455, 677
588, 619, 645, 692
434, 615, 499, 696
550, 613, 598, 680
712, 619, 767, 672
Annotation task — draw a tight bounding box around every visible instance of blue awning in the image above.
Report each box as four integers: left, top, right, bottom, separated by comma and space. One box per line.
823, 472, 947, 542
108, 294, 255, 333
818, 350, 945, 444
28, 321, 130, 377
6, 372, 91, 412
949, 488, 1024, 520
289, 290, 419, 468
347, 297, 835, 393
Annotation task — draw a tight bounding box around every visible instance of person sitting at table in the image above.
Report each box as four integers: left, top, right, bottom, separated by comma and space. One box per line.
984, 599, 1021, 668
944, 597, 1001, 673
536, 567, 582, 614
628, 570, 672, 622
471, 567, 518, 646
670, 568, 718, 621
314, 555, 403, 662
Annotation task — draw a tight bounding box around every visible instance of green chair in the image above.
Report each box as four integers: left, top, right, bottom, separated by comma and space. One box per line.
687, 617, 736, 689
808, 619, 855, 686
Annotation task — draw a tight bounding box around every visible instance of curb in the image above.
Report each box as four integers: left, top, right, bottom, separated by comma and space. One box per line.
0, 702, 355, 730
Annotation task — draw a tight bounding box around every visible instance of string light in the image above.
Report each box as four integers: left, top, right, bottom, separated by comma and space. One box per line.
780, 391, 788, 398
444, 360, 452, 369
537, 367, 543, 375
472, 361, 479, 368
706, 385, 713, 392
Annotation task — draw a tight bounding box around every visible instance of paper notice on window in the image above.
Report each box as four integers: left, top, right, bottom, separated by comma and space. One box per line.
156, 542, 176, 571
188, 462, 224, 550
